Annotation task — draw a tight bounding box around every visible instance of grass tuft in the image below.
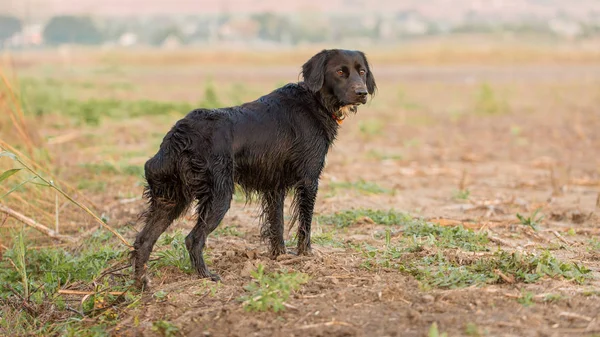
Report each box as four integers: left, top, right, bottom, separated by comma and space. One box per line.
239, 264, 308, 312
405, 222, 489, 252
516, 208, 544, 231
149, 230, 193, 274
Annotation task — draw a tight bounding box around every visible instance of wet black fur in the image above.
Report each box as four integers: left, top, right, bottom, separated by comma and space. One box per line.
131, 49, 377, 288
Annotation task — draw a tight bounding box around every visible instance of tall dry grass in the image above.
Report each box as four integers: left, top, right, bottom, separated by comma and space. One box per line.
0, 65, 130, 249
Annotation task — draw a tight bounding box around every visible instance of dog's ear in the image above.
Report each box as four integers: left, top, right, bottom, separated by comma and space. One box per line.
302, 50, 330, 93
358, 51, 377, 95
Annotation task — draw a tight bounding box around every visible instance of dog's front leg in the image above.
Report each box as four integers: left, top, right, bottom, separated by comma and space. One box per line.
296, 180, 318, 255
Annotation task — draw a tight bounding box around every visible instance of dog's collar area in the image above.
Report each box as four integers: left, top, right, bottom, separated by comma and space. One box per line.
333, 105, 358, 125
332, 112, 346, 125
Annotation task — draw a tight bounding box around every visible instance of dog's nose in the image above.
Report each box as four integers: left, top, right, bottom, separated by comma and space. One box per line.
355, 88, 368, 96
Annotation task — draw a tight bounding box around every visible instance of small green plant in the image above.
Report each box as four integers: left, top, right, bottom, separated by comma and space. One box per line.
153, 290, 168, 301
518, 291, 535, 307
453, 189, 471, 200
474, 83, 509, 115
543, 293, 563, 302
150, 231, 193, 274
239, 264, 308, 312
516, 208, 544, 231
465, 322, 482, 336
152, 320, 180, 337
510, 125, 522, 136
428, 322, 448, 337
200, 81, 221, 109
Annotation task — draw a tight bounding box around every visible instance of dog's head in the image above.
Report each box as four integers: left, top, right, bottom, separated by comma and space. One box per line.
302, 49, 377, 122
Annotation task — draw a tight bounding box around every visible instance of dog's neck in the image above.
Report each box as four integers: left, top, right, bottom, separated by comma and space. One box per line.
312, 90, 357, 125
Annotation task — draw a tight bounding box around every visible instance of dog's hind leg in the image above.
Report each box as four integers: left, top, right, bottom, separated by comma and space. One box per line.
132, 196, 187, 289
185, 159, 233, 281
262, 190, 286, 258
295, 180, 318, 255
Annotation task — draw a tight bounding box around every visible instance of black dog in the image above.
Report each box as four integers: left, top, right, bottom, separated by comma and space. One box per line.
131, 49, 376, 288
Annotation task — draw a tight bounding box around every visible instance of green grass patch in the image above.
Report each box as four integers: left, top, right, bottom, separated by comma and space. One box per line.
518, 291, 535, 307
78, 163, 120, 175
405, 222, 489, 252
318, 209, 413, 228
589, 238, 600, 251
358, 119, 384, 138
0, 231, 126, 299
400, 250, 592, 289
213, 225, 244, 238
239, 264, 308, 312
428, 322, 448, 337
199, 81, 222, 109
350, 218, 591, 288
286, 230, 344, 248
328, 179, 392, 195
18, 77, 194, 125
66, 99, 194, 126
77, 179, 107, 192
453, 189, 471, 200
152, 320, 180, 337
149, 230, 193, 274
366, 150, 403, 161
0, 229, 133, 335
465, 323, 484, 337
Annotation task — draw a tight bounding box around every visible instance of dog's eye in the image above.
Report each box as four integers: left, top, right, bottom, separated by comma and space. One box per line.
359, 69, 366, 75
336, 69, 344, 76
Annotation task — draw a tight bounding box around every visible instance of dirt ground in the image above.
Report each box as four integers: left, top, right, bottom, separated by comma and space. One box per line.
2, 49, 600, 336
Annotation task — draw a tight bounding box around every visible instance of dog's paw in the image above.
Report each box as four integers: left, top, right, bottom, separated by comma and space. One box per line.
275, 252, 297, 261
296, 248, 313, 256
269, 246, 288, 260
198, 270, 221, 282
133, 275, 151, 291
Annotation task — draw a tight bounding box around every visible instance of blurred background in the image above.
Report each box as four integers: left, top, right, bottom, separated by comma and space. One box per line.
2, 0, 600, 49
1, 2, 600, 336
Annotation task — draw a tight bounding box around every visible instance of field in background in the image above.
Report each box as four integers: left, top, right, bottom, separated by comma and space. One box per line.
1, 41, 599, 336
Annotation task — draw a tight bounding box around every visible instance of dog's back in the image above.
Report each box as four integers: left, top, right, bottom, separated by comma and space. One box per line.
146, 83, 334, 200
